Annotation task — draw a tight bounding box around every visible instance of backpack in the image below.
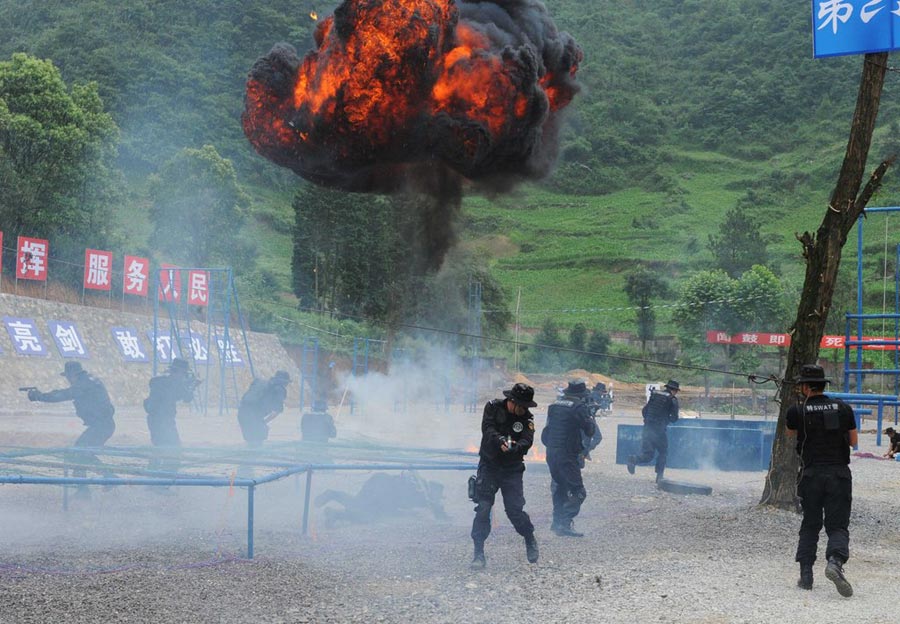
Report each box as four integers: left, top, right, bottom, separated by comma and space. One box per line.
241, 378, 268, 408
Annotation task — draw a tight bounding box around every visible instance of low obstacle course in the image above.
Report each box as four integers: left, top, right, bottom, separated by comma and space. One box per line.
0, 441, 478, 558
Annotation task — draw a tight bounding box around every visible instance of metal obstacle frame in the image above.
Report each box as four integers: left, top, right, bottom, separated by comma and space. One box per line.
0, 443, 477, 560
152, 267, 255, 415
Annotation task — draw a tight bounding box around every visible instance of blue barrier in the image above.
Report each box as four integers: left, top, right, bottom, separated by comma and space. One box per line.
671, 419, 776, 432
616, 422, 773, 471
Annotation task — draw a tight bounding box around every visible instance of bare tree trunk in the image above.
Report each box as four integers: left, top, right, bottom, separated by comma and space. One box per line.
760, 53, 893, 509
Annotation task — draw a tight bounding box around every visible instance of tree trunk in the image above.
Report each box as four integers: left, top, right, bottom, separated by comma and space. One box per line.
760, 52, 893, 509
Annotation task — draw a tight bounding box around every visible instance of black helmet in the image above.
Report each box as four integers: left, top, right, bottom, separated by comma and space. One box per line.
61, 361, 84, 377
272, 370, 291, 385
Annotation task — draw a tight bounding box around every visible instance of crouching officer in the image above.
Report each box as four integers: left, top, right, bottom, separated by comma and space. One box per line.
786, 364, 857, 597
542, 380, 596, 537
470, 382, 539, 569
28, 362, 116, 497
627, 379, 679, 483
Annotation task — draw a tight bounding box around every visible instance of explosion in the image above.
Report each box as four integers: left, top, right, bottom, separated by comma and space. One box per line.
243, 0, 582, 265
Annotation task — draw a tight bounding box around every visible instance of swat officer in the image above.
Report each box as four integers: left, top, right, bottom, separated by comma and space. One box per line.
627, 379, 679, 483
470, 382, 539, 569
144, 357, 197, 472
237, 370, 291, 447
28, 361, 116, 496
785, 364, 857, 597
301, 399, 337, 443
542, 380, 597, 537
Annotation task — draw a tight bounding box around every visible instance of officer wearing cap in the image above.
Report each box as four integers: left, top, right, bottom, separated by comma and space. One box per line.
542, 380, 596, 537
28, 362, 116, 495
785, 364, 857, 597
627, 379, 680, 483
143, 357, 197, 472
470, 382, 539, 569
238, 370, 291, 446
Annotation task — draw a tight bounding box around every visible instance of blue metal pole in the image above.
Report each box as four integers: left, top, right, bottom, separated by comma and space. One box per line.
856, 216, 864, 392
247, 484, 255, 559
302, 469, 313, 536
877, 402, 884, 447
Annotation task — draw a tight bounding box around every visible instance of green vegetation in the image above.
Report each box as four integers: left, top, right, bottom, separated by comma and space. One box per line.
2, 0, 900, 374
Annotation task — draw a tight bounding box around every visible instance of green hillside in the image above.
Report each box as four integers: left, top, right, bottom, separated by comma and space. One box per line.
2, 0, 900, 353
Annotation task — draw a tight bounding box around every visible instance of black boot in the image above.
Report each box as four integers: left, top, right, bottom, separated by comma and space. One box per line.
655, 472, 664, 484
797, 562, 813, 590
524, 534, 539, 563
552, 521, 584, 538
825, 557, 853, 597
470, 541, 486, 570
626, 456, 636, 475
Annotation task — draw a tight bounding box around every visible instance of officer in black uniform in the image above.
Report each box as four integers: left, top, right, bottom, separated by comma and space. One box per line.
144, 357, 197, 473
237, 371, 291, 447
785, 364, 857, 597
301, 399, 337, 443
470, 382, 539, 569
542, 380, 596, 537
627, 379, 679, 483
28, 361, 116, 496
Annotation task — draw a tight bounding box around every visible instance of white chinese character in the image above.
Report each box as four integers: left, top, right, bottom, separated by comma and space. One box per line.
217, 338, 242, 363
190, 334, 209, 361
892, 0, 900, 16
9, 321, 42, 351
126, 260, 146, 291
741, 333, 759, 344
190, 272, 208, 303
87, 253, 110, 286
716, 332, 730, 342
860, 0, 885, 22
155, 335, 175, 359
20, 241, 47, 276
818, 0, 853, 33
768, 335, 786, 345
115, 330, 146, 359
55, 324, 85, 355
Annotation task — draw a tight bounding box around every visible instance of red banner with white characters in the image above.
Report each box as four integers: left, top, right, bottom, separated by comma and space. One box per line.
158, 264, 182, 302
83, 249, 113, 291
123, 255, 150, 296
188, 270, 209, 307
17, 236, 49, 281
707, 331, 900, 350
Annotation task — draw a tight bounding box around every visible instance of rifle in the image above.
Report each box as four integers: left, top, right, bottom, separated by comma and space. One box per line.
18, 386, 38, 392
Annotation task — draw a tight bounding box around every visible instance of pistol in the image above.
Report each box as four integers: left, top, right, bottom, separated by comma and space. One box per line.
18, 386, 37, 392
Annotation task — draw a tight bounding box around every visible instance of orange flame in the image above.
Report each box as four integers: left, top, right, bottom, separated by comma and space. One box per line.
242, 0, 582, 186
310, 11, 318, 20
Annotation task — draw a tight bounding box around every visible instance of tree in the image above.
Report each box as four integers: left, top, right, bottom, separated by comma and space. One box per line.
149, 144, 250, 268
761, 53, 893, 510
708, 207, 770, 277
623, 266, 669, 356
0, 53, 121, 284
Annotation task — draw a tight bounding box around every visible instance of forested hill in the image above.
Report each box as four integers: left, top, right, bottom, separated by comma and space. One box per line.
1, 0, 899, 359
0, 0, 890, 184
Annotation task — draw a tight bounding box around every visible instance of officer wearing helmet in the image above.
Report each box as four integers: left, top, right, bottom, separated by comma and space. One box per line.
627, 379, 680, 483
28, 361, 116, 496
785, 364, 857, 597
143, 358, 198, 468
470, 382, 539, 569
238, 370, 292, 446
542, 380, 597, 537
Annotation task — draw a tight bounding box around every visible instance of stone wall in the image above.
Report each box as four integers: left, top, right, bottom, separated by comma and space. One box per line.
0, 293, 300, 412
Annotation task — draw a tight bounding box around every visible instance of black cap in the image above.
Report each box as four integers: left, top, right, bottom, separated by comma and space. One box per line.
794, 365, 831, 384
169, 358, 190, 372
503, 382, 537, 408
563, 380, 591, 398
664, 380, 680, 391
272, 370, 291, 385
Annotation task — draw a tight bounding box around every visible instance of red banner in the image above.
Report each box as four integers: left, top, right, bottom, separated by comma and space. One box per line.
83, 249, 112, 291
123, 255, 150, 297
188, 270, 209, 307
707, 331, 900, 350
16, 236, 49, 281
158, 264, 182, 302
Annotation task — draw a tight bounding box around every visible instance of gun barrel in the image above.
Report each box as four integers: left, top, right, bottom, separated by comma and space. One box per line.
18, 386, 37, 392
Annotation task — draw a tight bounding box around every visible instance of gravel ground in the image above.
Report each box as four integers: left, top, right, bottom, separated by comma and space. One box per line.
2, 414, 899, 624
